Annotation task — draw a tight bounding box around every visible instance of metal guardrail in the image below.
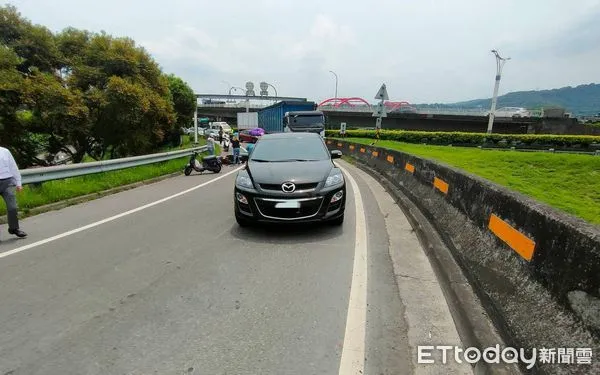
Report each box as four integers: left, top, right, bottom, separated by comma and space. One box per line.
21, 146, 207, 185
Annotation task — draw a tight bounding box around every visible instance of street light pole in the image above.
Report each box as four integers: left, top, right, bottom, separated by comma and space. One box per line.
193, 99, 198, 144
266, 83, 277, 99
487, 50, 510, 134
329, 70, 338, 104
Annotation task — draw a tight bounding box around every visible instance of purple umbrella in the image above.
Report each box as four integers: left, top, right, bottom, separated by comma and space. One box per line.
248, 128, 265, 136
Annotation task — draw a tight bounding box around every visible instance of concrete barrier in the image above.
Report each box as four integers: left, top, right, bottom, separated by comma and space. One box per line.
328, 139, 600, 374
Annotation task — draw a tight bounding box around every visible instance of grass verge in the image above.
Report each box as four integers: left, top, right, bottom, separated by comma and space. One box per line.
1, 138, 218, 217
337, 137, 600, 225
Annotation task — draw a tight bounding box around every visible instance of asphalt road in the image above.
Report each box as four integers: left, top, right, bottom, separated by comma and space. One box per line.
0, 160, 472, 375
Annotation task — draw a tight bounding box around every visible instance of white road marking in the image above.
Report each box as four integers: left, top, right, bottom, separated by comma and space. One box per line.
0, 166, 245, 260
337, 164, 368, 375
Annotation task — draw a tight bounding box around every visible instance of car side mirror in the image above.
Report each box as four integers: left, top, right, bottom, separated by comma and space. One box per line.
331, 150, 342, 159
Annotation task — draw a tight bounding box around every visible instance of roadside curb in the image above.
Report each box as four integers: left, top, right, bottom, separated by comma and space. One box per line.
0, 171, 183, 224
350, 158, 523, 375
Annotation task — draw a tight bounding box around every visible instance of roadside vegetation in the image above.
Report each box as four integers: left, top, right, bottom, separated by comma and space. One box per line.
0, 5, 196, 168
325, 130, 600, 150
337, 137, 600, 225
0, 136, 218, 216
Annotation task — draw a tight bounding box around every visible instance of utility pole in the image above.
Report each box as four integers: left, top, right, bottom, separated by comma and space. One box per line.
193, 100, 198, 144
487, 49, 510, 134
329, 70, 338, 104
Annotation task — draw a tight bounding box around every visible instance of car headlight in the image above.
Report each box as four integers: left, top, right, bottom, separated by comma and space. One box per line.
324, 169, 344, 187
236, 174, 254, 189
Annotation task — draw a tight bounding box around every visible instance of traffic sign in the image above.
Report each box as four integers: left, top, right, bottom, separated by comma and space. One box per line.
375, 117, 382, 129
340, 122, 346, 134
375, 83, 389, 101
372, 102, 387, 117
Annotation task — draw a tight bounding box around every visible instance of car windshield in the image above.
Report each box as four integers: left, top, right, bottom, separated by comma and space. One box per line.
249, 136, 329, 162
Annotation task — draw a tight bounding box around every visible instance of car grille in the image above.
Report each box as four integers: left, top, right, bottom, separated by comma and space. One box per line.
258, 182, 319, 192
254, 197, 323, 220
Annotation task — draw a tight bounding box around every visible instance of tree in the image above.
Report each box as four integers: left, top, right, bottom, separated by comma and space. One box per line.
22, 71, 90, 163
0, 4, 182, 165
166, 74, 196, 129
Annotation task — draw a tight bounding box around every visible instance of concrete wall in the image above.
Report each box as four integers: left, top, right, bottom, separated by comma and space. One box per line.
324, 112, 532, 134
327, 139, 600, 374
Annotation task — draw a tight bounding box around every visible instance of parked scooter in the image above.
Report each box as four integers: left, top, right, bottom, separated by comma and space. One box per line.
184, 151, 222, 175
222, 134, 230, 152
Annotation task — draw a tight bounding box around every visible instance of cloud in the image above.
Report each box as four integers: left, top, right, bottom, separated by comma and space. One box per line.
7, 0, 600, 103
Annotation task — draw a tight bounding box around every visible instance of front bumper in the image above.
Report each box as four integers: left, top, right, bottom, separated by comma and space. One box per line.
234, 184, 346, 223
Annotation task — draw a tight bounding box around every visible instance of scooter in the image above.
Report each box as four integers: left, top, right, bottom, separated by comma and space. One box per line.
184, 151, 222, 175
222, 135, 230, 152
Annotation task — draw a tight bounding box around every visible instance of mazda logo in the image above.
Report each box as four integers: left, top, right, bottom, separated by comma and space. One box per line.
281, 182, 296, 193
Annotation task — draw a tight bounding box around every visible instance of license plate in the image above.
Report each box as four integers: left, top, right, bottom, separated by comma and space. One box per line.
275, 200, 300, 209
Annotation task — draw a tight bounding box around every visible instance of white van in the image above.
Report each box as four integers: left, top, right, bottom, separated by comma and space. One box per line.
209, 122, 233, 135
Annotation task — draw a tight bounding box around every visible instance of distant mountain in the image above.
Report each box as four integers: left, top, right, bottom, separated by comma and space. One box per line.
417, 83, 600, 116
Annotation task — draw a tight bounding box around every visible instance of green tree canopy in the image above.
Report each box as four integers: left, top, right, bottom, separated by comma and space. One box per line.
166, 74, 196, 129
0, 4, 196, 167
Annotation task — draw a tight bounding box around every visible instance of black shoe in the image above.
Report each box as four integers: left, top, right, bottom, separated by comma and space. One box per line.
8, 228, 27, 238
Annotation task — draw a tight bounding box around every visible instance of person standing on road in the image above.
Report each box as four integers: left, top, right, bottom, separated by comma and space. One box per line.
231, 136, 241, 164
206, 135, 215, 155
218, 128, 224, 146
0, 146, 27, 238
246, 142, 254, 158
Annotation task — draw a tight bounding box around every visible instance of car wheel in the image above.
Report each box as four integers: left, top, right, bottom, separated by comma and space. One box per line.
329, 214, 344, 226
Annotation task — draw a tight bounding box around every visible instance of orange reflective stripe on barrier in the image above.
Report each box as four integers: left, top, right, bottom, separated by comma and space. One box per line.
488, 214, 536, 261
372, 151, 379, 157
387, 155, 394, 163
337, 143, 343, 147
405, 163, 415, 173
349, 145, 355, 150
360, 148, 366, 153
433, 177, 449, 194
327, 140, 332, 145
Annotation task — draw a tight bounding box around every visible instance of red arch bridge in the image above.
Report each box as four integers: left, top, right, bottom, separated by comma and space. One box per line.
317, 98, 416, 112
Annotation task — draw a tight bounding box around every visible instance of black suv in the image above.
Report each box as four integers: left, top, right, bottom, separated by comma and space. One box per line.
233, 132, 346, 226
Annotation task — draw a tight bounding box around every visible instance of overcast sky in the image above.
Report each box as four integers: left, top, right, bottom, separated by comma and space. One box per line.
5, 0, 600, 104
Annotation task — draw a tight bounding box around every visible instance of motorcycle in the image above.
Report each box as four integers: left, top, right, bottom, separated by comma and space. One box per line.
184, 151, 222, 175
222, 135, 230, 152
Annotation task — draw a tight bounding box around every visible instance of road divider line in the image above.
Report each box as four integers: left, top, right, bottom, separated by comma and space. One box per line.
337, 164, 368, 375
0, 166, 245, 260
488, 214, 536, 261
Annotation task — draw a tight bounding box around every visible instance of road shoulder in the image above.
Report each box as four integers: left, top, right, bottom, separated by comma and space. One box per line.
343, 160, 473, 374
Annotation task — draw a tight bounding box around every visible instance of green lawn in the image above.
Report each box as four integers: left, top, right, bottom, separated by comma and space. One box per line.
339, 137, 600, 225
1, 136, 218, 216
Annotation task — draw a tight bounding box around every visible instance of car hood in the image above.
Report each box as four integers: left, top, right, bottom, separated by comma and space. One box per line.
247, 160, 333, 184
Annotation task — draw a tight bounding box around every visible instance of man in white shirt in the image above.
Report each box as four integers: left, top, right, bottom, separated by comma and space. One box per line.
206, 135, 215, 155
0, 146, 27, 238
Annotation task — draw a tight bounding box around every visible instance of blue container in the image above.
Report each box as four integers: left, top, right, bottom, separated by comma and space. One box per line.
258, 101, 317, 133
